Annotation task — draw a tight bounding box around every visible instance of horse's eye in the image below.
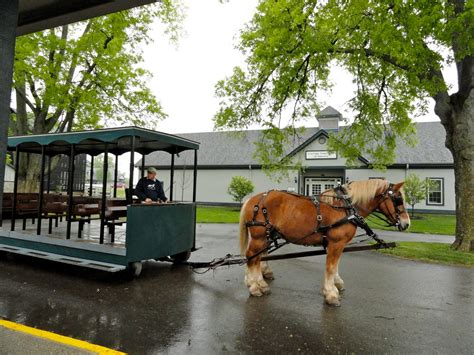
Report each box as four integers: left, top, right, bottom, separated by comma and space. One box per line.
394, 196, 404, 206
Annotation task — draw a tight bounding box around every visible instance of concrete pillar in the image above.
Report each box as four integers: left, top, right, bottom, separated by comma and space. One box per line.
0, 0, 19, 216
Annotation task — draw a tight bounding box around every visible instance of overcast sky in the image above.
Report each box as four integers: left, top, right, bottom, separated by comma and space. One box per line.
141, 0, 455, 135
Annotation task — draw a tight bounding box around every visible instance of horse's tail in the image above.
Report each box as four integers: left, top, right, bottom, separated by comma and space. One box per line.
239, 198, 251, 255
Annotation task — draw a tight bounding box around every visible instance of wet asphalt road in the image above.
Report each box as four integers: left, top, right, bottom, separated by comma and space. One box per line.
0, 224, 472, 354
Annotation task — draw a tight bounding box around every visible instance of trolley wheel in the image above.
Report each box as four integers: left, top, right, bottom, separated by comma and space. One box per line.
169, 250, 191, 264
127, 261, 143, 277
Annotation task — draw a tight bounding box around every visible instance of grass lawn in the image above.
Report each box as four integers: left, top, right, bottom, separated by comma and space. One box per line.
379, 242, 474, 267
196, 206, 241, 223
195, 206, 470, 267
196, 206, 456, 236
367, 213, 455, 235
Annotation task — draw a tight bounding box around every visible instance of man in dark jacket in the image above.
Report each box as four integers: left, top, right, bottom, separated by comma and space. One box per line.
135, 167, 167, 203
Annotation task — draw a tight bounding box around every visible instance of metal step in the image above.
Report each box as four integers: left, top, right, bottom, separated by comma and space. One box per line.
0, 244, 126, 272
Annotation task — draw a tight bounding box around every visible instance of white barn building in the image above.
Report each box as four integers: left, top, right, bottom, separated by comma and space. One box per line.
140, 107, 454, 213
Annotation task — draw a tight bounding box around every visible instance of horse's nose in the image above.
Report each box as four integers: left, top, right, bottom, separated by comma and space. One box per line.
398, 216, 410, 231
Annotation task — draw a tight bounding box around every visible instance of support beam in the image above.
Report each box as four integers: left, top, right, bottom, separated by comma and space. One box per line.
10, 147, 20, 231
170, 153, 175, 201
100, 147, 108, 244
47, 155, 52, 193
89, 156, 94, 196
0, 0, 19, 220
193, 150, 198, 202
66, 145, 75, 239
128, 136, 135, 204
37, 146, 46, 235
113, 154, 118, 198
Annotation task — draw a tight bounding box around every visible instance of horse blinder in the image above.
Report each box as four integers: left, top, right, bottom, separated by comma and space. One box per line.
377, 186, 405, 227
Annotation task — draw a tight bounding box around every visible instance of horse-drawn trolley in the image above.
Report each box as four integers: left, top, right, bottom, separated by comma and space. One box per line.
0, 127, 199, 276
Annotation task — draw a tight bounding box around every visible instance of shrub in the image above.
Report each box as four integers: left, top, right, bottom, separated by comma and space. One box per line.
404, 173, 433, 217
227, 176, 254, 204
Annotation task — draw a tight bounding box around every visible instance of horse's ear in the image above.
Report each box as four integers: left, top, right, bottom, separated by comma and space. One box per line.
393, 182, 405, 190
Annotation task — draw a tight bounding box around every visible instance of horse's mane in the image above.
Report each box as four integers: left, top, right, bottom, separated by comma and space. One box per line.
345, 179, 389, 206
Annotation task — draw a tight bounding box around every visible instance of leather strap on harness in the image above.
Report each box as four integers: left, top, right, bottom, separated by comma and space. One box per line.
246, 186, 387, 251
246, 191, 277, 239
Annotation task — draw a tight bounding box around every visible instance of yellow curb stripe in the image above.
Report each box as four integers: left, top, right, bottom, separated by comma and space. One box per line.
0, 319, 125, 355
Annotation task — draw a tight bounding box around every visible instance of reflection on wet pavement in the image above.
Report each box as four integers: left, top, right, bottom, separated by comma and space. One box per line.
0, 224, 472, 354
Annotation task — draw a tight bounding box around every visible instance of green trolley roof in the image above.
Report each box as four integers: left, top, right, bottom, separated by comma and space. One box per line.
7, 127, 200, 156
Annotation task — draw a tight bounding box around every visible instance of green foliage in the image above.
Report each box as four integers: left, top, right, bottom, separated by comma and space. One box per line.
254, 125, 305, 181
214, 0, 471, 170
403, 173, 433, 216
379, 242, 474, 267
93, 155, 116, 183
11, 1, 184, 135
227, 176, 255, 204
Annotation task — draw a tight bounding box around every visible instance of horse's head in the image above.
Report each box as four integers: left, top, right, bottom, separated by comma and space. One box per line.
376, 182, 410, 231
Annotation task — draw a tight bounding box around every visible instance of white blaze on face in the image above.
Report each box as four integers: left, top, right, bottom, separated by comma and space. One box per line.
399, 212, 411, 230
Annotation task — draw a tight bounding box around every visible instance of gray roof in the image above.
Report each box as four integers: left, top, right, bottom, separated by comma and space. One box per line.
394, 122, 452, 164
140, 122, 453, 168
318, 106, 342, 118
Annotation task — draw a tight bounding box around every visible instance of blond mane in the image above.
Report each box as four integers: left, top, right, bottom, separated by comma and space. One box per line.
345, 179, 389, 206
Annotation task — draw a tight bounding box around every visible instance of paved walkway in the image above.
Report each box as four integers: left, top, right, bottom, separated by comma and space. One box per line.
1, 224, 469, 354
363, 228, 454, 243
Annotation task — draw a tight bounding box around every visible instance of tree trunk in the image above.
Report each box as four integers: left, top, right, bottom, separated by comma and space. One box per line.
15, 84, 28, 135
446, 92, 474, 252
17, 153, 41, 193
452, 152, 474, 252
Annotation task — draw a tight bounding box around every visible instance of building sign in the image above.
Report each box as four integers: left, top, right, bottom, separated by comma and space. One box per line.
305, 150, 337, 160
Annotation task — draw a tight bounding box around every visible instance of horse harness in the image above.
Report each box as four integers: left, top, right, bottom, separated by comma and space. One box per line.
182, 185, 401, 272
245, 184, 402, 251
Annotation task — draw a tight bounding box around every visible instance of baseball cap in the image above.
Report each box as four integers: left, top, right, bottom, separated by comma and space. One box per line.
147, 167, 157, 174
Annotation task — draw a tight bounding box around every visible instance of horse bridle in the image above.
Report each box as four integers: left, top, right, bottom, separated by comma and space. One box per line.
372, 183, 405, 228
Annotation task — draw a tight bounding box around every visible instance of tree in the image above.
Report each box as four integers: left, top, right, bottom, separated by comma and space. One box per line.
215, 0, 473, 251
228, 176, 255, 204
93, 155, 115, 184
404, 174, 431, 217
10, 1, 184, 192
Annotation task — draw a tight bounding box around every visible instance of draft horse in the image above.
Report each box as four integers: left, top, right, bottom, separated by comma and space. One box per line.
239, 179, 410, 306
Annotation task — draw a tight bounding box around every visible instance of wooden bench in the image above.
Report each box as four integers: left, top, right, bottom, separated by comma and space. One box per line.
104, 200, 129, 242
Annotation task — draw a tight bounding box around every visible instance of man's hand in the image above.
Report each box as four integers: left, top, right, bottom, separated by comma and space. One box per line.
144, 198, 152, 204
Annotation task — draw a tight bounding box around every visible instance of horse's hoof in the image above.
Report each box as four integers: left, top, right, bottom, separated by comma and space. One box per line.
244, 276, 250, 287
334, 279, 345, 291
263, 272, 275, 280
325, 296, 341, 307
326, 300, 341, 307
324, 292, 341, 306
249, 285, 263, 297
259, 283, 271, 295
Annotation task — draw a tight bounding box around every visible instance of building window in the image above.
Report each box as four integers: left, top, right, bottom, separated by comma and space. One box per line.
426, 178, 444, 205
312, 184, 321, 195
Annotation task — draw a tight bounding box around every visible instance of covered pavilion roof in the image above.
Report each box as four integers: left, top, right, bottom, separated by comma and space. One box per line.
17, 0, 158, 36
7, 126, 200, 156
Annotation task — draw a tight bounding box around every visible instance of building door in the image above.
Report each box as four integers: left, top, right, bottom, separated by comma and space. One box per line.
305, 178, 342, 196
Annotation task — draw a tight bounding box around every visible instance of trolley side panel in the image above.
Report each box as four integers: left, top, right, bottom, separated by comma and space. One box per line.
125, 203, 196, 262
